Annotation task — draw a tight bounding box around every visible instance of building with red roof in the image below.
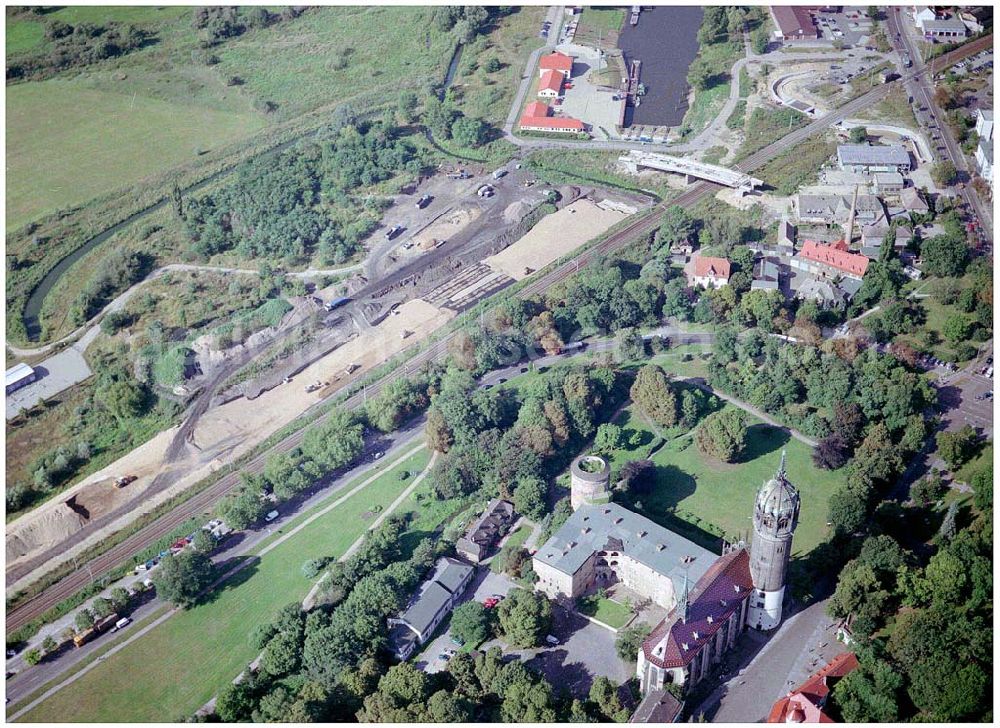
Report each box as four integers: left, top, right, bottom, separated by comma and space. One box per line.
519, 100, 585, 134
684, 254, 731, 289
538, 69, 564, 98
769, 6, 820, 40
539, 51, 574, 78
766, 652, 860, 723
638, 548, 755, 691
793, 240, 870, 280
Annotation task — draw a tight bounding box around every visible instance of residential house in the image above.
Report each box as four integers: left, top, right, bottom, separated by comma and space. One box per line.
766, 652, 860, 723
899, 186, 930, 215
837, 144, 912, 174
387, 557, 474, 660
684, 254, 731, 289
630, 689, 683, 723
795, 277, 850, 309
455, 499, 516, 563
539, 51, 574, 78
861, 223, 912, 258
538, 69, 564, 98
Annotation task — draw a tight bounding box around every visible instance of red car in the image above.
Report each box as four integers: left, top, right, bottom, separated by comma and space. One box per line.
483, 597, 500, 609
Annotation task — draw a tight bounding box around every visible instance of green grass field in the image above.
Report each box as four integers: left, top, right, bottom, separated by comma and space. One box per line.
607, 404, 842, 560
213, 6, 454, 121
576, 594, 633, 629
6, 80, 265, 229
17, 448, 432, 723
5, 16, 45, 54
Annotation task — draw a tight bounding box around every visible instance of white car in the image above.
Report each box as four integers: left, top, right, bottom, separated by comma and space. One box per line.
265, 510, 279, 523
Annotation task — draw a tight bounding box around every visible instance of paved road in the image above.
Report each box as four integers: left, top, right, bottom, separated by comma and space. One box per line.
887, 8, 993, 243
10, 37, 984, 638
5, 421, 428, 711
693, 598, 845, 722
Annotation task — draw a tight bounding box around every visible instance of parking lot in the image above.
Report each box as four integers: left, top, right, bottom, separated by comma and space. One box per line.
415, 568, 518, 674
6, 338, 94, 420
813, 7, 875, 47
515, 603, 632, 697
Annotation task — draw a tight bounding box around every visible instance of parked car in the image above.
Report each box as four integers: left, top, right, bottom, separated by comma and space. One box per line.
545, 635, 559, 645
112, 617, 131, 632
385, 225, 404, 240
415, 194, 432, 209
265, 510, 280, 523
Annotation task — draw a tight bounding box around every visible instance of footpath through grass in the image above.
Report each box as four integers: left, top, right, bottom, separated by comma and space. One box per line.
606, 404, 843, 559
18, 448, 431, 723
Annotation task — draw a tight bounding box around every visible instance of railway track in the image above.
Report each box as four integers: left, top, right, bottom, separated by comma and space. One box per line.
7, 36, 988, 634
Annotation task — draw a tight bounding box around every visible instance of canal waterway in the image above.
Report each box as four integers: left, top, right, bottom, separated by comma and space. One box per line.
618, 6, 704, 127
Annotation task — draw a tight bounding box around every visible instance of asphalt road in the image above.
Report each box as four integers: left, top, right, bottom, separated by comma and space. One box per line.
7, 34, 989, 638
886, 8, 993, 243
4, 417, 426, 707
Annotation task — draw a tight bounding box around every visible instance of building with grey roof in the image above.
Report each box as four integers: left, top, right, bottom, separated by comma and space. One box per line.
796, 193, 885, 226
836, 144, 911, 174
387, 557, 474, 660
532, 503, 715, 609
751, 258, 781, 291
871, 171, 905, 195
920, 18, 968, 39
455, 499, 516, 563
630, 688, 683, 723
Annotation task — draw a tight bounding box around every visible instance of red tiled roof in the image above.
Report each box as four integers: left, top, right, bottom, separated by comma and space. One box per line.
767, 652, 860, 723
520, 116, 585, 131
642, 549, 754, 669
523, 101, 550, 118
799, 240, 870, 277
540, 51, 574, 72
771, 6, 819, 38
538, 69, 564, 95
693, 255, 731, 280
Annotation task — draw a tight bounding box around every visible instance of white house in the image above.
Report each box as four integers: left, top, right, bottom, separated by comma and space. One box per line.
913, 6, 937, 30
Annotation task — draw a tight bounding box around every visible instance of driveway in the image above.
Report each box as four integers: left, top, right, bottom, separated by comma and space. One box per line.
415, 569, 519, 674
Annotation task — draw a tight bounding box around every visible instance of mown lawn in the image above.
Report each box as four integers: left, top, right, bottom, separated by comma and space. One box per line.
607, 404, 842, 559
576, 593, 633, 629
6, 80, 265, 229
18, 448, 432, 723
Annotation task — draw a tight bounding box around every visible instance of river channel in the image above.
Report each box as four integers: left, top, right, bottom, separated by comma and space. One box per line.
618, 6, 704, 127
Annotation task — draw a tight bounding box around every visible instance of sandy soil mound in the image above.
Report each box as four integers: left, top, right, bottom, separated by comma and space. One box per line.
6, 299, 455, 592
414, 208, 479, 250
485, 199, 628, 280
503, 200, 533, 225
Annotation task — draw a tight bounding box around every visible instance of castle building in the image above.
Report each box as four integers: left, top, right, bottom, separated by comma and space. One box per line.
637, 454, 800, 692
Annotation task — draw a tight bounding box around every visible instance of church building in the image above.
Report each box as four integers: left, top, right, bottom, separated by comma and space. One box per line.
637, 453, 801, 692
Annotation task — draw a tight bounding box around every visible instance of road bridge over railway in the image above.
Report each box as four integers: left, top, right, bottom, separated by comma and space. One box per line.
619, 150, 764, 192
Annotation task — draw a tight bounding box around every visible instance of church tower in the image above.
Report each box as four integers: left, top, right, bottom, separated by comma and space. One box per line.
748, 451, 800, 630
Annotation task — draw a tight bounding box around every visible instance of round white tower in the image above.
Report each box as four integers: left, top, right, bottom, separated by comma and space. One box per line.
748, 451, 800, 631
570, 454, 611, 511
